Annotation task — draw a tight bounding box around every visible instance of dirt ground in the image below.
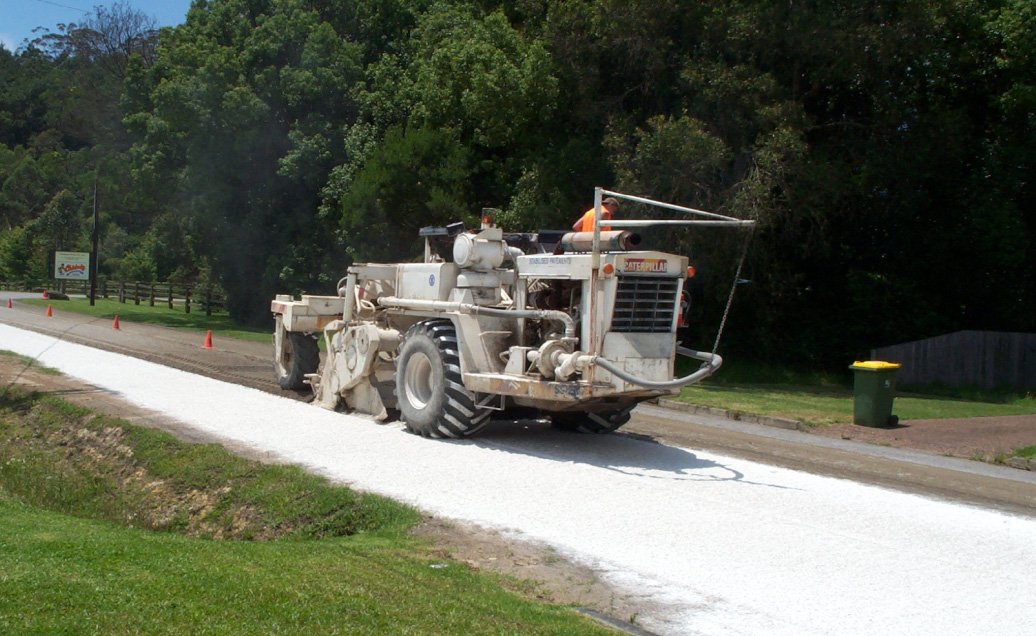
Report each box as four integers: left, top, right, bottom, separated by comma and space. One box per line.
808, 414, 1036, 461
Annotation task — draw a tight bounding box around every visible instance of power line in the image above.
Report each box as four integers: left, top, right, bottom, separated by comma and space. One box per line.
31, 0, 89, 13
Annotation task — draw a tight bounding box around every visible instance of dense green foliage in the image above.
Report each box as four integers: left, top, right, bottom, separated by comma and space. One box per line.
2, 0, 1033, 366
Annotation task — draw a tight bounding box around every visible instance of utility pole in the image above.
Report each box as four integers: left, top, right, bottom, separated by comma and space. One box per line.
90, 176, 99, 306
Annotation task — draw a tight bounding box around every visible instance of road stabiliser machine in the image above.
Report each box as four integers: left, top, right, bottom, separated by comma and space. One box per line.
272, 189, 754, 438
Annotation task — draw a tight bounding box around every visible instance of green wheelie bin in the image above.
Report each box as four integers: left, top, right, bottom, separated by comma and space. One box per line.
849, 361, 901, 427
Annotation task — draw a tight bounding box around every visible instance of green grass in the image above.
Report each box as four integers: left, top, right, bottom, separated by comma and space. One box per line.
0, 500, 613, 636
675, 360, 1036, 426
0, 349, 60, 375
0, 387, 616, 636
0, 387, 414, 539
21, 297, 272, 343
686, 358, 849, 388
1014, 445, 1036, 459
895, 382, 1036, 404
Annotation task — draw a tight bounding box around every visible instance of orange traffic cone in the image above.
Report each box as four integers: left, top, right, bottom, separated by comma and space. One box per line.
5, 298, 11, 309
42, 290, 49, 300
112, 315, 120, 330
202, 330, 214, 349
46, 304, 53, 317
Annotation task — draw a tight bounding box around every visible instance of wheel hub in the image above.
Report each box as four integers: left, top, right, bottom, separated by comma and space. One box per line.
404, 352, 434, 409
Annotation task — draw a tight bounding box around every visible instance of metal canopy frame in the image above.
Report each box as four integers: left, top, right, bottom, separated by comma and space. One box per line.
584, 188, 756, 362
589, 187, 755, 265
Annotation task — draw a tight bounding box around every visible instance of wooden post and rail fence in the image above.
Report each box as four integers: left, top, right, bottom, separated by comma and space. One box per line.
0, 279, 227, 316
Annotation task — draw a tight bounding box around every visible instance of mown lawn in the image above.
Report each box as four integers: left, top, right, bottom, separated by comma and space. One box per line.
0, 504, 611, 636
674, 384, 1036, 426
21, 297, 271, 343
0, 385, 616, 636
674, 356, 1036, 426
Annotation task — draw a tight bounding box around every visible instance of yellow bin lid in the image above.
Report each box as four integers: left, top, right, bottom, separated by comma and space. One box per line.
850, 361, 901, 370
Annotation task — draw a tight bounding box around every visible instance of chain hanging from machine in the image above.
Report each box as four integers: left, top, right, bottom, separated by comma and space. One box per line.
710, 221, 756, 357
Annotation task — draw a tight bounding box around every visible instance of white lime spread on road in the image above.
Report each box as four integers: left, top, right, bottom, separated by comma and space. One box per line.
4, 323, 1036, 636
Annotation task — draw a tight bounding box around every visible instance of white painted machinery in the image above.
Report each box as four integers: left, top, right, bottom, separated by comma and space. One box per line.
272, 189, 755, 437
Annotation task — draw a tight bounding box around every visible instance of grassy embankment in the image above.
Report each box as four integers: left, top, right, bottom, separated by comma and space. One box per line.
673, 359, 1036, 426
0, 374, 617, 636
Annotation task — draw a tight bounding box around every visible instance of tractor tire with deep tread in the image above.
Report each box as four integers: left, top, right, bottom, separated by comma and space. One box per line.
549, 406, 635, 434
274, 316, 320, 390
395, 319, 491, 438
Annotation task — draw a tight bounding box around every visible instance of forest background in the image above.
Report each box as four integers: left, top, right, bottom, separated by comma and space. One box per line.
1, 0, 1033, 370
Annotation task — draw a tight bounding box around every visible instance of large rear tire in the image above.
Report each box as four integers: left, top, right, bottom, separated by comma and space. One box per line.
549, 406, 634, 434
395, 320, 490, 438
274, 316, 320, 390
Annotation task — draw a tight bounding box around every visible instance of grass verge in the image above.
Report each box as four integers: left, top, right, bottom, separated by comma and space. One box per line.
1014, 445, 1036, 459
0, 387, 616, 636
673, 358, 1036, 426
0, 349, 60, 375
675, 384, 1036, 426
21, 297, 271, 343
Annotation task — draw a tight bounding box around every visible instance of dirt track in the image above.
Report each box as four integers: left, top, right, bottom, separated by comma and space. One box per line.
3, 295, 1035, 520
809, 414, 1036, 460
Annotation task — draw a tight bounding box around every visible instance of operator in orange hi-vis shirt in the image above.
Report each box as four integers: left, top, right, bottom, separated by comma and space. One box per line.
572, 197, 620, 233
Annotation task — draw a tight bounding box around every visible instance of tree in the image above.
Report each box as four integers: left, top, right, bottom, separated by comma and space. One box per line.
67, 1, 158, 80
0, 47, 53, 147
4, 0, 1027, 370
33, 189, 84, 252
358, 2, 561, 220
329, 125, 473, 262
125, 0, 365, 323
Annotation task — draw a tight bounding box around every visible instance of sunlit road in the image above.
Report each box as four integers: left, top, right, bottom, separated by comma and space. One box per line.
5, 323, 1036, 636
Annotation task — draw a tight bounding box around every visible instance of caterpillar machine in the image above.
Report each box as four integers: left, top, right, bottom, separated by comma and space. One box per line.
272, 189, 755, 438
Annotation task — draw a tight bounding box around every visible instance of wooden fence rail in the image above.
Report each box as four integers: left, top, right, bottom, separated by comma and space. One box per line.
56, 280, 91, 295
0, 280, 43, 292
0, 279, 226, 316
872, 330, 1036, 390
115, 281, 226, 316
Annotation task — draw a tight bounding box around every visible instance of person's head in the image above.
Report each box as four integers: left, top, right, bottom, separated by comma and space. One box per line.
602, 197, 619, 218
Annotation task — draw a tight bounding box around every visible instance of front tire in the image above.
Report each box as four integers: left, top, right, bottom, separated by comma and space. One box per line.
274, 315, 320, 390
395, 320, 490, 438
550, 406, 635, 434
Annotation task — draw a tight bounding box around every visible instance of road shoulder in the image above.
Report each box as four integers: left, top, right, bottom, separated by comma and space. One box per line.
629, 404, 1036, 518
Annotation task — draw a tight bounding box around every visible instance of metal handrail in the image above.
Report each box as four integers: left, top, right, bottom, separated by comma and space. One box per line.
598, 189, 756, 224
606, 219, 754, 228
586, 188, 755, 359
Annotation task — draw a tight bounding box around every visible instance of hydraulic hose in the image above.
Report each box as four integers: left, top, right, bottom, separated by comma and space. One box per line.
590, 346, 723, 390
378, 295, 717, 388
376, 297, 577, 339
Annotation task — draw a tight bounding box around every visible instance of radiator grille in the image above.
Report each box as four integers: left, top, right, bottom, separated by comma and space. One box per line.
611, 276, 680, 333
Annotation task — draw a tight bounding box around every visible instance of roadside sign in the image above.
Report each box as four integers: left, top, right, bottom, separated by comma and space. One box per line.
55, 251, 91, 280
